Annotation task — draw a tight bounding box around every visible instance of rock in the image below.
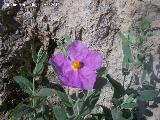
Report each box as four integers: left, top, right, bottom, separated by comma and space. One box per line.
0, 0, 160, 119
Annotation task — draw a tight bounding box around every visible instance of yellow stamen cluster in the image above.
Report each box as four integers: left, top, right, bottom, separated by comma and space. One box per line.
72, 60, 81, 71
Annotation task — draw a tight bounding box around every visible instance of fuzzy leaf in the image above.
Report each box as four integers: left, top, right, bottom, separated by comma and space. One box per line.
93, 77, 108, 90
119, 32, 133, 75
79, 90, 101, 116
100, 106, 112, 120
106, 74, 125, 99
138, 90, 159, 101
32, 48, 37, 63
121, 102, 137, 109
65, 35, 72, 45
33, 63, 44, 75
56, 91, 72, 107
97, 67, 107, 77
35, 88, 53, 97
10, 104, 34, 118
13, 76, 33, 94
53, 106, 67, 120
141, 70, 150, 83
37, 46, 48, 64
111, 108, 133, 120
139, 18, 151, 32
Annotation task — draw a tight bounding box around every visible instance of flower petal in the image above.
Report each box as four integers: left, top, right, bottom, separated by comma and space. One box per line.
49, 54, 69, 74
79, 67, 96, 89
59, 71, 81, 88
83, 50, 102, 70
59, 67, 96, 90
67, 40, 89, 61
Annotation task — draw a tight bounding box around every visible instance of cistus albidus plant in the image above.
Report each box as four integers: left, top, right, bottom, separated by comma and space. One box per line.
9, 18, 159, 120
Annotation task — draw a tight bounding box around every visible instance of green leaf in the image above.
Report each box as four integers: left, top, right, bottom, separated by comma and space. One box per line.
52, 106, 67, 120
123, 94, 136, 104
121, 102, 137, 109
35, 88, 53, 97
97, 67, 107, 77
138, 90, 159, 101
119, 32, 133, 75
73, 99, 84, 116
120, 33, 133, 61
33, 63, 44, 75
139, 18, 151, 32
37, 46, 48, 64
34, 97, 46, 108
79, 90, 101, 116
122, 57, 130, 75
65, 35, 72, 45
134, 54, 145, 67
13, 76, 33, 94
10, 104, 34, 118
122, 109, 133, 120
141, 70, 150, 83
93, 77, 108, 90
106, 74, 125, 99
111, 108, 133, 120
121, 94, 137, 109
56, 91, 72, 107
127, 27, 133, 42
91, 113, 105, 120
100, 106, 112, 120
36, 118, 44, 120
112, 98, 122, 107
32, 47, 37, 63
57, 41, 67, 56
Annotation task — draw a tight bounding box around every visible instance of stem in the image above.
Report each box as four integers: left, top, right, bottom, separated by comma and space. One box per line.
123, 75, 126, 100
75, 90, 79, 99
127, 76, 133, 89
123, 75, 126, 88
32, 77, 36, 117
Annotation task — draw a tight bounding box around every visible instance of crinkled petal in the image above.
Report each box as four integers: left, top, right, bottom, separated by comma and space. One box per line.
67, 40, 89, 61
49, 54, 70, 74
59, 67, 96, 90
59, 71, 81, 88
79, 67, 96, 89
83, 50, 102, 70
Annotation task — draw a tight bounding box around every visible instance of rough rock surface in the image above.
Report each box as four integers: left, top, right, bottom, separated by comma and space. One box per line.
0, 0, 160, 119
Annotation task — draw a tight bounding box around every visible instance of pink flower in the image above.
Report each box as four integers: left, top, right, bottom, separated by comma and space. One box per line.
50, 40, 102, 90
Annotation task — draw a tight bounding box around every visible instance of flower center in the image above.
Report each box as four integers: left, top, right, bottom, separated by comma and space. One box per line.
72, 60, 81, 71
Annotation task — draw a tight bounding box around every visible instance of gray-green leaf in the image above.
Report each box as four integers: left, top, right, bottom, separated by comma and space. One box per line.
13, 76, 33, 94
56, 91, 72, 107
52, 106, 67, 120
35, 88, 53, 97
10, 104, 34, 118
138, 90, 159, 101
33, 63, 44, 75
